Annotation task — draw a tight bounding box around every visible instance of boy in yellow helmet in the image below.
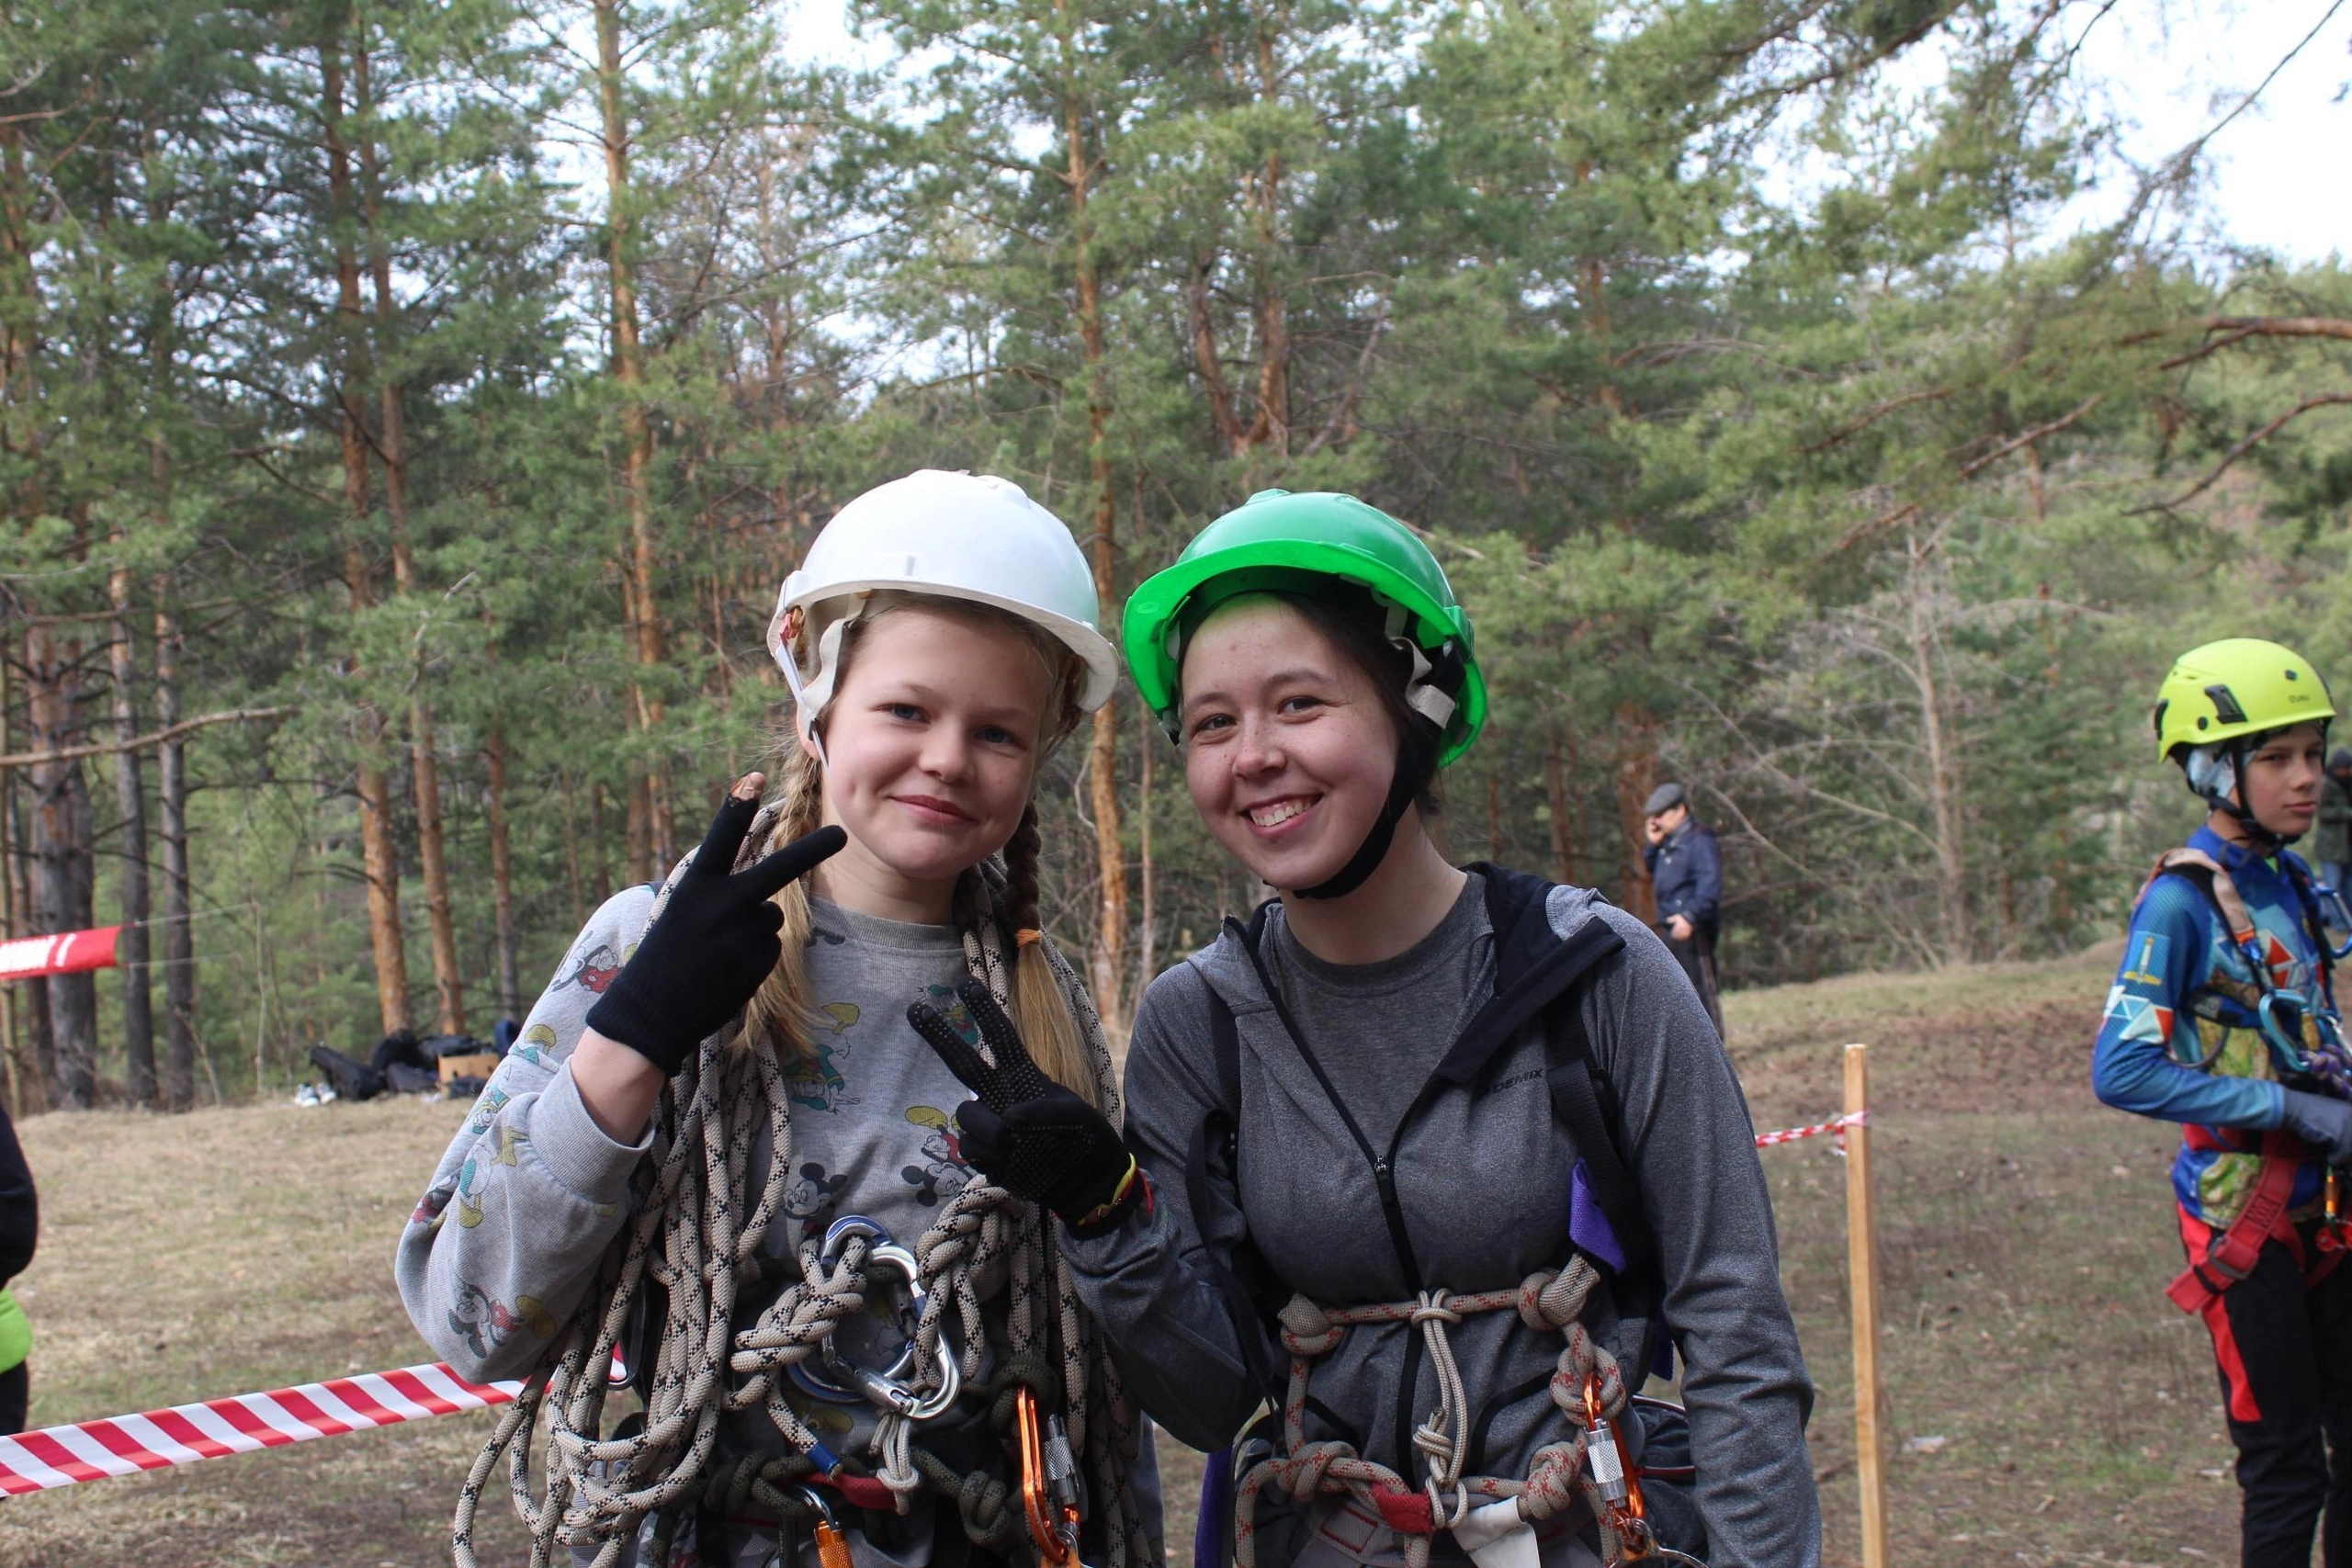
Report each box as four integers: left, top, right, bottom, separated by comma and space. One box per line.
2095, 638, 2352, 1566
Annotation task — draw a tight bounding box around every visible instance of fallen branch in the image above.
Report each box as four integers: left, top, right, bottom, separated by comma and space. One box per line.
2128, 393, 2352, 514
0, 705, 297, 770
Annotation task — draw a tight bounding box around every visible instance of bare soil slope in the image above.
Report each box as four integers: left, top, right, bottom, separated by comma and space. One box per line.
0, 942, 2239, 1566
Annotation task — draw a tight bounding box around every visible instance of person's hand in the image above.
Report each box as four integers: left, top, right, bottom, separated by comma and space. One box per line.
2280, 1088, 2352, 1167
1668, 913, 1694, 942
1643, 816, 1667, 846
584, 779, 845, 1076
909, 976, 1143, 1235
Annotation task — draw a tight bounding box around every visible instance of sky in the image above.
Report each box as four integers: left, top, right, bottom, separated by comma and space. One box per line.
776, 0, 2352, 265
2066, 0, 2351, 263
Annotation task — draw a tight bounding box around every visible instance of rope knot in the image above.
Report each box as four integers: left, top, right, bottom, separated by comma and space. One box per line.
1409, 1289, 1461, 1327
1278, 1295, 1344, 1357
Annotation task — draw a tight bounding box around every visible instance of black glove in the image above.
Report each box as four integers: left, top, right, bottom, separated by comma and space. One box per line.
908, 976, 1143, 1234
2280, 1089, 2352, 1168
585, 793, 845, 1075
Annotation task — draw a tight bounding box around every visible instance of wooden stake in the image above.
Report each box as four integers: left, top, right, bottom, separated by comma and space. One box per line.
1845, 1042, 1888, 1568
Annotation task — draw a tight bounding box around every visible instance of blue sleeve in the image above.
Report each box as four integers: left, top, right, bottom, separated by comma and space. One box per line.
1688, 830, 1723, 927
2091, 874, 2285, 1130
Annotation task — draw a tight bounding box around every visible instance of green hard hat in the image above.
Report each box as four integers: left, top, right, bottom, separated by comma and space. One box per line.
1123, 490, 1487, 765
2154, 637, 2335, 761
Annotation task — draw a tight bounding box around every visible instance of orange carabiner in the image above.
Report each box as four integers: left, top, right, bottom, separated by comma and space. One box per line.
1581, 1374, 1653, 1563
1016, 1386, 1078, 1565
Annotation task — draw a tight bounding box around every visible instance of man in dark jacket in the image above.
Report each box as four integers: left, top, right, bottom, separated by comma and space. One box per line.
0, 1099, 34, 1434
1643, 781, 1724, 1034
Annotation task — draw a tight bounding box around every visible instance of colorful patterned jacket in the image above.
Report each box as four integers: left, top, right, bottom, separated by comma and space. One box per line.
2093, 826, 2336, 1226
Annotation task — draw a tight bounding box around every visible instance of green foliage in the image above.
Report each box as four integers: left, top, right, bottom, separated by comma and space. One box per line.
2, 0, 2348, 1103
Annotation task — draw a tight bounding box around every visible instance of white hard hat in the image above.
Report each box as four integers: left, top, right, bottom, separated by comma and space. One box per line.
767, 470, 1121, 732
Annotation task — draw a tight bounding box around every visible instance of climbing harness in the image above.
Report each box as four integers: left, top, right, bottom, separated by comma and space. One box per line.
1236, 1261, 1700, 1568
447, 841, 1145, 1568
2138, 850, 2352, 1314
2138, 849, 2352, 1094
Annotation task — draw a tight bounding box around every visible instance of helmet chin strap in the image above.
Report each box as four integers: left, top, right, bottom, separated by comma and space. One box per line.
2199, 738, 2295, 853
1292, 748, 1419, 901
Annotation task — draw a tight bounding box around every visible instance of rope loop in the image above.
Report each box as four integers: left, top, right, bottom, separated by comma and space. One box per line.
1277, 1295, 1343, 1358
1409, 1289, 1461, 1327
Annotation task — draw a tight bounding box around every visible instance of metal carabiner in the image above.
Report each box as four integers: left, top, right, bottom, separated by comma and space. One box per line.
2315, 881, 2352, 961
2257, 991, 2318, 1077
789, 1216, 963, 1420
1016, 1385, 1081, 1565
1582, 1374, 1653, 1565
797, 1485, 856, 1568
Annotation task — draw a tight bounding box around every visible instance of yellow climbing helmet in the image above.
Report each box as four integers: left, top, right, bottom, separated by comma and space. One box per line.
2154, 638, 2335, 761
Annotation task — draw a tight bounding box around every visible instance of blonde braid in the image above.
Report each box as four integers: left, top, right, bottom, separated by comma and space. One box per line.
747, 737, 827, 1064
1000, 803, 1104, 1108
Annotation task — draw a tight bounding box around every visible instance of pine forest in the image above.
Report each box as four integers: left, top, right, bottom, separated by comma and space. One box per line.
0, 0, 2346, 1111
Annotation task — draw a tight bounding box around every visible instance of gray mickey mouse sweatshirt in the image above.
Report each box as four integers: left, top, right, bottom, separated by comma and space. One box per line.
397, 885, 1162, 1559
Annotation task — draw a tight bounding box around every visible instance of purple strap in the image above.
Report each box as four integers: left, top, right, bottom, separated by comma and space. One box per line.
1568, 1159, 1627, 1273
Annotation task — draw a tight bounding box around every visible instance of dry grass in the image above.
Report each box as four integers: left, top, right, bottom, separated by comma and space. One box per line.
1, 1100, 532, 1567
0, 942, 2244, 1566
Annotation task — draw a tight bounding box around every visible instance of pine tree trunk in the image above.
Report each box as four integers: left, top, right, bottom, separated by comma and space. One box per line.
2, 130, 51, 1111
26, 624, 97, 1108
0, 655, 30, 1116
485, 725, 520, 1023
154, 596, 193, 1110
1545, 723, 1577, 886
109, 554, 154, 1104
323, 35, 410, 1036
1241, 24, 1289, 457
1905, 535, 1969, 965
356, 24, 463, 1036
1061, 68, 1126, 1027
1611, 710, 1658, 925
1136, 690, 1155, 1001
595, 0, 672, 882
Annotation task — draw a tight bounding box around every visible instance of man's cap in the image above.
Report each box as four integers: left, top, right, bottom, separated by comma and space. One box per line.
2333, 748, 2352, 773
1643, 782, 1688, 817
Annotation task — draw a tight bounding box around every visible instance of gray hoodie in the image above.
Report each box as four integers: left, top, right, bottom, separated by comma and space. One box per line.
1062, 872, 1819, 1568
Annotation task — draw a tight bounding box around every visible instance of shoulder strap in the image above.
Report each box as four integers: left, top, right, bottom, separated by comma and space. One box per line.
1542, 984, 1657, 1278
1184, 984, 1278, 1399
2142, 849, 2256, 945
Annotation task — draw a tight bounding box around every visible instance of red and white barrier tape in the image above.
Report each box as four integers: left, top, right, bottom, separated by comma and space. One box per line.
1753, 1110, 1868, 1150
0, 1361, 522, 1496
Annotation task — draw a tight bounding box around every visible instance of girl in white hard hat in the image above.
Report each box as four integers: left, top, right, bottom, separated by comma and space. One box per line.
398, 471, 1157, 1568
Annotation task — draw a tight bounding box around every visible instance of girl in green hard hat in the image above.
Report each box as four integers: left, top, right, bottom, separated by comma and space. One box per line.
914, 491, 1820, 1568
2094, 637, 2352, 1567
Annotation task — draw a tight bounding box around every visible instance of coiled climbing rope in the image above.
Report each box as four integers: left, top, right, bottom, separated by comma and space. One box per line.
448, 838, 1145, 1568
1237, 1258, 1634, 1568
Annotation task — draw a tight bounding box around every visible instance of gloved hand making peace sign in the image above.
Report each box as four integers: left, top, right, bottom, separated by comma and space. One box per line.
585, 784, 846, 1076
909, 976, 1147, 1236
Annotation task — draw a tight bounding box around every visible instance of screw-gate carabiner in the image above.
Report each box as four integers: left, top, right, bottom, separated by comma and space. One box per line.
797, 1485, 856, 1568
1582, 1373, 1654, 1565
2315, 881, 2352, 962
1016, 1386, 1082, 1565
789, 1217, 962, 1420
